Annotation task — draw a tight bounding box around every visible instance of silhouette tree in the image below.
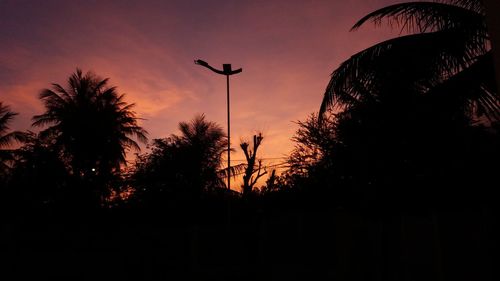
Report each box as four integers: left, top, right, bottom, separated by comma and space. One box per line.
240, 133, 267, 196
320, 0, 498, 121
283, 110, 354, 206
0, 103, 26, 178
287, 111, 337, 178
131, 114, 230, 207
8, 132, 70, 208
313, 0, 499, 208
311, 3, 500, 274
32, 69, 147, 204
174, 114, 229, 191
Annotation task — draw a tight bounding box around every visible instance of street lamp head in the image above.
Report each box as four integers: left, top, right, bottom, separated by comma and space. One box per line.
194, 58, 226, 75
194, 58, 242, 75
223, 64, 232, 73
194, 59, 209, 67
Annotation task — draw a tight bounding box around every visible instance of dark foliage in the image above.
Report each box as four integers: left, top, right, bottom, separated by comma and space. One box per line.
0, 102, 27, 181
130, 114, 230, 209
6, 132, 70, 209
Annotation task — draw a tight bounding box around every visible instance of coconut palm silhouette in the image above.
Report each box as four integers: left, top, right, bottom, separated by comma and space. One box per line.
32, 69, 147, 203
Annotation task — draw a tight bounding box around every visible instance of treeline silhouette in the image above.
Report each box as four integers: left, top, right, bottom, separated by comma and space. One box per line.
1, 0, 499, 280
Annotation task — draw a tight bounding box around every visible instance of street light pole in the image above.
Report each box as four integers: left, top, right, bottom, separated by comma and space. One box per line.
226, 74, 230, 191
194, 59, 242, 190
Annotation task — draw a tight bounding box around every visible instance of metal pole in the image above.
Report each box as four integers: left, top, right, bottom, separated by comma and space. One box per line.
226, 74, 230, 190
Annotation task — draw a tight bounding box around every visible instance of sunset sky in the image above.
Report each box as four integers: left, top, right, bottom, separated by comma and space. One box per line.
1, 0, 402, 185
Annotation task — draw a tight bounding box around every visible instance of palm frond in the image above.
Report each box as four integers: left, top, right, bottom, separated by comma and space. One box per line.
424, 51, 499, 120
50, 83, 74, 102
121, 137, 141, 152
352, 1, 485, 34
0, 103, 18, 134
99, 86, 118, 101
32, 112, 60, 127
320, 29, 487, 116
94, 78, 110, 92
218, 163, 247, 180
37, 126, 61, 141
38, 89, 71, 109
0, 131, 25, 147
447, 0, 485, 14
119, 103, 137, 114
132, 129, 149, 144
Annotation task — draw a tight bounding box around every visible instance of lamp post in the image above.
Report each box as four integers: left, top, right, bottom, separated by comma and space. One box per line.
194, 59, 242, 190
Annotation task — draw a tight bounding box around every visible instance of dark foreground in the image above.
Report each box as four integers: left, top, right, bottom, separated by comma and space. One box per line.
1, 193, 496, 281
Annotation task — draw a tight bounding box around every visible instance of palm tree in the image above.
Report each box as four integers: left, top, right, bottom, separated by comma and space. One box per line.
173, 114, 229, 191
130, 114, 232, 206
32, 69, 148, 188
317, 0, 499, 201
316, 0, 500, 208
317, 3, 499, 278
0, 103, 26, 174
320, 0, 499, 122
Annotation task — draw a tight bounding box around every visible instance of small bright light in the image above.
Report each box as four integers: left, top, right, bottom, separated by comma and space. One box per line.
91, 168, 96, 172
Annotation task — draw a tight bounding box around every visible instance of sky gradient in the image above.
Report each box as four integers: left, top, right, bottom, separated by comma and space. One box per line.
1, 0, 402, 186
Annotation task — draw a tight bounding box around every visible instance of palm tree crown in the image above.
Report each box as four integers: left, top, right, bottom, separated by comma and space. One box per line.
130, 114, 228, 203
1, 103, 26, 173
174, 114, 227, 167
32, 69, 148, 178
320, 0, 498, 122
173, 114, 229, 189
0, 103, 24, 148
